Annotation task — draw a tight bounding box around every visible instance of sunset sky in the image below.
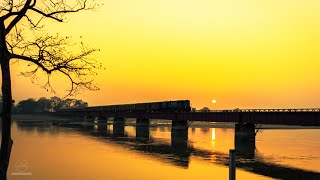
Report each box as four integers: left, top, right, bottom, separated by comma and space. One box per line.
8, 0, 320, 109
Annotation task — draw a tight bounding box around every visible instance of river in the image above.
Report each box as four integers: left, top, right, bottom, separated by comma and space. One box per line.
5, 117, 320, 180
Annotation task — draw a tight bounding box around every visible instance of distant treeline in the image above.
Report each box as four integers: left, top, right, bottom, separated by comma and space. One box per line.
0, 96, 88, 114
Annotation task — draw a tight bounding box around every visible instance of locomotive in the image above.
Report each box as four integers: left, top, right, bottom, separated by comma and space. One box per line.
58, 100, 191, 113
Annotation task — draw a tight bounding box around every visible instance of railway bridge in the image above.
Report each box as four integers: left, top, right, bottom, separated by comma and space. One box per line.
56, 103, 320, 157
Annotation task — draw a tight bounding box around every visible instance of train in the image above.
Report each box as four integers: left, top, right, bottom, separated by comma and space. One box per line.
58, 100, 191, 113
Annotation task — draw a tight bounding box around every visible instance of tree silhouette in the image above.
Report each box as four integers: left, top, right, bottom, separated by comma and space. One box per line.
0, 1, 100, 178
14, 96, 88, 113
200, 107, 211, 112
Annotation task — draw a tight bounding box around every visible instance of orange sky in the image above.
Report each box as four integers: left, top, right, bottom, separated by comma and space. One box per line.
6, 0, 320, 109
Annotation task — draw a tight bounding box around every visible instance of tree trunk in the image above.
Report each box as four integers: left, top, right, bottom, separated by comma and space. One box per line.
0, 59, 13, 180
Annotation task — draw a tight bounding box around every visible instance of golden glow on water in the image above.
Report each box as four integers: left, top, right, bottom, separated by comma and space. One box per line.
256, 129, 320, 172
189, 127, 234, 153
8, 121, 320, 180
125, 126, 136, 137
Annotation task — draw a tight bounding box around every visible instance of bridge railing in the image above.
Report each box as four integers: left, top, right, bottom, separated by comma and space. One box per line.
194, 108, 320, 113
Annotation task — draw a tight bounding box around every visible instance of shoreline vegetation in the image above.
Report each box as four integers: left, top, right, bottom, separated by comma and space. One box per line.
12, 114, 320, 129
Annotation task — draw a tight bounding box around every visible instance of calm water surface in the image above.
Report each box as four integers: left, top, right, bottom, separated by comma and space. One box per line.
6, 119, 320, 180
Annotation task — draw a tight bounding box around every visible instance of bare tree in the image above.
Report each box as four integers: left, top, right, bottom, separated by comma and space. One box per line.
0, 1, 100, 178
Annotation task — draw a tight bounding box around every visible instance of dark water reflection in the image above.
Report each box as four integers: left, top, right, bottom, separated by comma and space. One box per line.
7, 120, 320, 180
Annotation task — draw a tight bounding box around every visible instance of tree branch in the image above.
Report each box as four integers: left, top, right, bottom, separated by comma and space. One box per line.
5, 0, 33, 35
10, 53, 51, 74
30, 7, 63, 22
3, 0, 101, 97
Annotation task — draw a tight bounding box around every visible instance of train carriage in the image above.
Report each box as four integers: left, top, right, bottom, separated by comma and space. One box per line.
58, 100, 191, 113
151, 102, 160, 112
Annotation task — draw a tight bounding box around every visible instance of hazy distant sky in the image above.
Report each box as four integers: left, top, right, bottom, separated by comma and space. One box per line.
8, 0, 320, 109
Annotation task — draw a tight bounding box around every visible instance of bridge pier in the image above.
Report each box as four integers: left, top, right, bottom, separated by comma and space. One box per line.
84, 114, 87, 122
171, 121, 189, 154
235, 123, 255, 158
113, 117, 125, 137
97, 124, 108, 135
136, 118, 150, 139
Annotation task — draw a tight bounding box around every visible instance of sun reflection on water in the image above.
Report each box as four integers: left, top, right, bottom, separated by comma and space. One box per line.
211, 128, 216, 141
211, 128, 216, 148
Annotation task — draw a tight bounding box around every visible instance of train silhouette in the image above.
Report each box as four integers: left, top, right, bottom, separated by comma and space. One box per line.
58, 100, 191, 113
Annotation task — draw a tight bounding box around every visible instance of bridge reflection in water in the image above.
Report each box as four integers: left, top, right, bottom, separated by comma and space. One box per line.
16, 120, 320, 180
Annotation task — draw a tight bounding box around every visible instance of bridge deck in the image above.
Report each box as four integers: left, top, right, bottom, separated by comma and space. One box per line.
58, 110, 320, 126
